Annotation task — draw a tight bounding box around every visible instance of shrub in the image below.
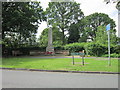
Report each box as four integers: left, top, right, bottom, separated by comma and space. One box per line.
2, 46, 47, 56
64, 42, 119, 57
113, 45, 120, 54
54, 46, 65, 50
102, 53, 120, 58
84, 43, 107, 57
64, 43, 86, 53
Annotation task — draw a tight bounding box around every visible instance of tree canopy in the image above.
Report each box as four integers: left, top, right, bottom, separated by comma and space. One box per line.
39, 25, 63, 47
78, 13, 116, 41
68, 23, 80, 43
46, 1, 84, 45
94, 25, 117, 45
2, 2, 46, 48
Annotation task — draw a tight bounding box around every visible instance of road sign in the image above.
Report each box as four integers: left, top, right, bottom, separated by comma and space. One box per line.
71, 52, 85, 65
106, 24, 110, 31
71, 52, 85, 56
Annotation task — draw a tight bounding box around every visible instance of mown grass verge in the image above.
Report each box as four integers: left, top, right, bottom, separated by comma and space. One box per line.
0, 57, 119, 72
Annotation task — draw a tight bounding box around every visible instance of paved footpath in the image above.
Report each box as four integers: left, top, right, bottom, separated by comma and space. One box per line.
2, 70, 118, 88
18, 55, 119, 59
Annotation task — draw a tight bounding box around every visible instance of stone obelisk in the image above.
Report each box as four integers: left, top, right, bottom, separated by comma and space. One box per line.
46, 27, 54, 53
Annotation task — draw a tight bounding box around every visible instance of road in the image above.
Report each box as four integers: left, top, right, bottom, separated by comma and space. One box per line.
2, 70, 118, 88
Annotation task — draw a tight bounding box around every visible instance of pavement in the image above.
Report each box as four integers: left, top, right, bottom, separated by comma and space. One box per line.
2, 70, 118, 88
17, 55, 119, 59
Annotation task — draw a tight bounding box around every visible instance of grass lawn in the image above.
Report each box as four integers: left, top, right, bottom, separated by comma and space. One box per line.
0, 57, 119, 72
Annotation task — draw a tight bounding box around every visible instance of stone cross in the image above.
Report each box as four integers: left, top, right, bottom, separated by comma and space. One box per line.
46, 27, 54, 53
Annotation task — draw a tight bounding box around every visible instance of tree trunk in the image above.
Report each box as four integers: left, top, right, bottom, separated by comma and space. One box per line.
62, 29, 65, 45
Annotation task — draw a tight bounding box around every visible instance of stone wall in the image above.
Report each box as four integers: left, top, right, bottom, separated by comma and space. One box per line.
55, 50, 69, 55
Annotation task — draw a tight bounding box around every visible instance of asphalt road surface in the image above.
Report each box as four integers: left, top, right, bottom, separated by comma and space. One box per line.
2, 70, 118, 88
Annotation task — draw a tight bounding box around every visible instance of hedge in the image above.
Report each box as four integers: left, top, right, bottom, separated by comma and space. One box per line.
64, 42, 120, 57
2, 46, 46, 56
85, 43, 107, 57
2, 43, 120, 57
64, 43, 85, 53
102, 53, 120, 58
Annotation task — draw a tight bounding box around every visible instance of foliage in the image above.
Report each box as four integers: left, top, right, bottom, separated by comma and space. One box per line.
102, 53, 120, 58
3, 34, 39, 48
113, 45, 120, 54
68, 23, 80, 43
116, 1, 120, 10
105, 0, 120, 10
2, 2, 45, 48
84, 43, 107, 57
46, 1, 84, 45
2, 46, 46, 56
39, 26, 63, 47
94, 25, 117, 45
64, 42, 119, 57
64, 43, 86, 52
79, 13, 116, 41
54, 46, 65, 50
39, 28, 49, 47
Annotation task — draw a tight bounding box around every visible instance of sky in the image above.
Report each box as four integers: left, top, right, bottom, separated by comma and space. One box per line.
36, 0, 118, 38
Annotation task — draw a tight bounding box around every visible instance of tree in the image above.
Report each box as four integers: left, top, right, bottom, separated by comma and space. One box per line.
116, 1, 120, 10
2, 2, 46, 48
79, 13, 116, 41
39, 28, 48, 47
39, 25, 63, 47
94, 25, 117, 45
104, 0, 120, 10
46, 1, 84, 45
68, 23, 80, 43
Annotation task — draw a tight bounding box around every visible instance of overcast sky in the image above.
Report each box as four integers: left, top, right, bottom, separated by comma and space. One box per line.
36, 0, 118, 38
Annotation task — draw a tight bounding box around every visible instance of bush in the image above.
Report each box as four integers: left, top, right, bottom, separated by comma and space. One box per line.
2, 46, 47, 56
102, 53, 120, 58
113, 45, 120, 54
84, 43, 107, 57
64, 42, 119, 57
54, 46, 65, 50
64, 43, 86, 53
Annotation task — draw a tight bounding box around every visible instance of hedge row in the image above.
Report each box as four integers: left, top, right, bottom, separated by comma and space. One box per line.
2, 47, 46, 56
2, 46, 65, 56
102, 53, 120, 58
64, 42, 120, 57
2, 43, 120, 57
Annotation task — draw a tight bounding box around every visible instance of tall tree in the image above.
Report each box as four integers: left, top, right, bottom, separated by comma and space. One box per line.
46, 1, 84, 45
79, 13, 116, 41
2, 2, 46, 48
68, 23, 80, 43
95, 25, 117, 45
116, 1, 120, 10
39, 26, 63, 47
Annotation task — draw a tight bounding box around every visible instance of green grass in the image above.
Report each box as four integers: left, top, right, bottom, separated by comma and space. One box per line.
0, 57, 119, 72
